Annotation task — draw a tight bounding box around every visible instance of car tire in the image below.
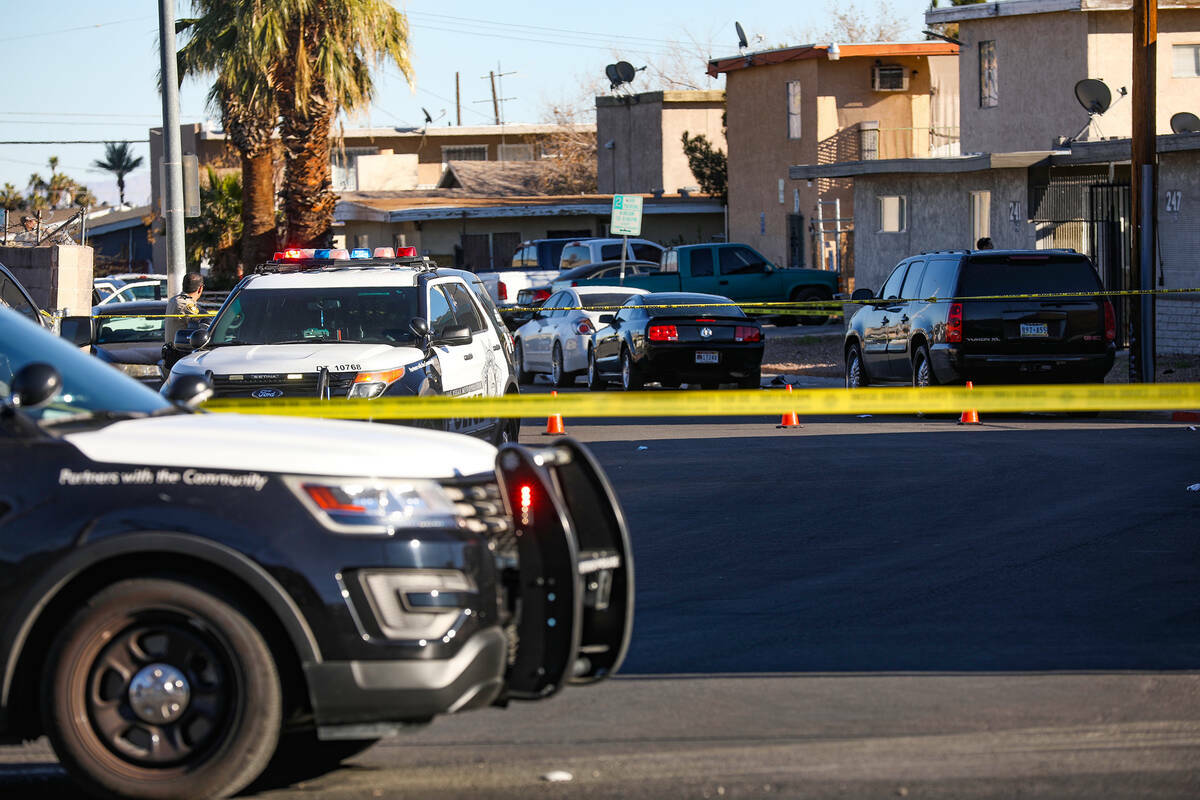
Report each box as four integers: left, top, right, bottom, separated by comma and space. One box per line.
587, 349, 607, 391
43, 577, 283, 800
620, 348, 644, 391
796, 289, 829, 327
550, 342, 569, 388
913, 344, 939, 387
514, 341, 534, 385
846, 342, 869, 388
252, 731, 378, 788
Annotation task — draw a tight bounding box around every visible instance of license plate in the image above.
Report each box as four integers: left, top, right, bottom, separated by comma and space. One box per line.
695, 351, 719, 364
1020, 322, 1049, 338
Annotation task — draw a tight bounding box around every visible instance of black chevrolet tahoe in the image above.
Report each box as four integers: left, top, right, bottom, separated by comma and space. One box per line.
845, 249, 1117, 387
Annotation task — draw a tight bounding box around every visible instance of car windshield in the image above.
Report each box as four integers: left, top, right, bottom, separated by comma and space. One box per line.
0, 307, 172, 424
580, 293, 641, 310
209, 287, 420, 345
959, 256, 1103, 297
95, 312, 165, 344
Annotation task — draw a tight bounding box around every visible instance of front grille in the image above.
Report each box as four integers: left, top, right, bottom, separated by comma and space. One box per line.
210, 371, 357, 399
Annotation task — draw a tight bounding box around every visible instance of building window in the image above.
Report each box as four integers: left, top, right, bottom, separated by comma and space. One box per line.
786, 80, 802, 139
872, 64, 908, 92
1172, 44, 1200, 77
442, 145, 488, 163
878, 196, 907, 233
331, 146, 379, 191
979, 40, 998, 108
971, 191, 991, 245
497, 143, 534, 161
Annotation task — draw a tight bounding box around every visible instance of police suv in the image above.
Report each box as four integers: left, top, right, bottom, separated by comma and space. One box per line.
162, 247, 520, 443
0, 304, 633, 799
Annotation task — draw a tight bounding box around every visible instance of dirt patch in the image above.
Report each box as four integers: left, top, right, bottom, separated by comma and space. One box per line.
762, 333, 844, 378
1106, 351, 1200, 383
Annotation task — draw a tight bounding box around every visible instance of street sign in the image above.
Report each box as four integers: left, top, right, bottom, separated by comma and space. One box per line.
610, 194, 643, 236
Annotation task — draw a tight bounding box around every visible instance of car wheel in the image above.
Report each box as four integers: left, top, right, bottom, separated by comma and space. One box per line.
796, 289, 829, 326
550, 342, 568, 388
252, 731, 378, 788
913, 344, 938, 387
620, 348, 644, 391
514, 341, 534, 385
43, 578, 282, 800
846, 342, 869, 388
587, 349, 607, 391
492, 412, 520, 445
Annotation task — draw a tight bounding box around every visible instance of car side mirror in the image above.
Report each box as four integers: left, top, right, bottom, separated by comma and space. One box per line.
9, 363, 62, 410
851, 288, 875, 302
409, 317, 429, 338
189, 328, 211, 350
598, 313, 615, 324
59, 315, 95, 347
165, 373, 213, 410
434, 325, 473, 346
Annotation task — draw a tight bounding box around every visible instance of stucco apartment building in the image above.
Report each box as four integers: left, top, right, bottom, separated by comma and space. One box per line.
708, 41, 959, 277
790, 0, 1200, 353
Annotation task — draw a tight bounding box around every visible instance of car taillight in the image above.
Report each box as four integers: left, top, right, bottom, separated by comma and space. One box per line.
1103, 300, 1116, 342
648, 324, 679, 341
576, 319, 594, 335
571, 281, 579, 287
946, 302, 963, 343
734, 325, 761, 342
498, 281, 507, 301
532, 289, 551, 303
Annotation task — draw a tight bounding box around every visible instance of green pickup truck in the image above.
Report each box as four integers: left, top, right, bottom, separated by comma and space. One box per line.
572, 243, 839, 325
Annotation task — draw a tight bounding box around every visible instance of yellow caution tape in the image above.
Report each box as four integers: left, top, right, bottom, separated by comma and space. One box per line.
203, 383, 1200, 420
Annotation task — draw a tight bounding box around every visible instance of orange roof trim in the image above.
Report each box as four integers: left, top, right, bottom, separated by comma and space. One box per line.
707, 42, 959, 76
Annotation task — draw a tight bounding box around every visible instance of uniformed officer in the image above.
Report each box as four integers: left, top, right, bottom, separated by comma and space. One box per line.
162, 272, 205, 370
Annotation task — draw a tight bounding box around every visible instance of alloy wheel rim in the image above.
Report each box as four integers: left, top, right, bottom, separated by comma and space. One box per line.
552, 347, 562, 384
848, 354, 862, 387
916, 358, 930, 387
622, 354, 631, 389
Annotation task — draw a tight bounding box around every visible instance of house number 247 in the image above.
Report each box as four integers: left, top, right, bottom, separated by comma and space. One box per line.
1165, 190, 1182, 213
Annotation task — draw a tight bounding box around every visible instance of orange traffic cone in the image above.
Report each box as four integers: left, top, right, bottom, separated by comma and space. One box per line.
958, 381, 981, 425
777, 384, 802, 429
543, 389, 566, 435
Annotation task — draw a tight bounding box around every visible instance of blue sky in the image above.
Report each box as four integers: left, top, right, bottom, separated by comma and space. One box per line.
0, 0, 936, 207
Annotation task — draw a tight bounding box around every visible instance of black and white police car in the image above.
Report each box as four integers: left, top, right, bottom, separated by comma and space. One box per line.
0, 303, 632, 799
162, 247, 520, 443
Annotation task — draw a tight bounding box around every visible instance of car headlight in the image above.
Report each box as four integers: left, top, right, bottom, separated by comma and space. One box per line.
119, 363, 163, 379
347, 367, 405, 399
284, 476, 459, 534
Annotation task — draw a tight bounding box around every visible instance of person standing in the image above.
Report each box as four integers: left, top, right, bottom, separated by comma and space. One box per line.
162, 272, 205, 369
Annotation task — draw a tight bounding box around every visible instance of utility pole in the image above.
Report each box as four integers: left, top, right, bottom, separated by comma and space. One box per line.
1129, 0, 1157, 382
455, 71, 462, 126
478, 66, 516, 127
157, 0, 186, 296
488, 71, 500, 125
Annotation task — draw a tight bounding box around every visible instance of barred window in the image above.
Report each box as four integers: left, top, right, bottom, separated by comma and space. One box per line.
979, 41, 998, 108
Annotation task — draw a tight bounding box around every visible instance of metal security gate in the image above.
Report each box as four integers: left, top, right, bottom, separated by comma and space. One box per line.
787, 213, 805, 268
1089, 183, 1131, 347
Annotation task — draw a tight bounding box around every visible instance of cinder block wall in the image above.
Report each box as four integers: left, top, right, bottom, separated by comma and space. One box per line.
0, 245, 94, 315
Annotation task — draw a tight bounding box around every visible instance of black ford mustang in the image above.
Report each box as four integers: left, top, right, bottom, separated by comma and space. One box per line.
587, 292, 764, 390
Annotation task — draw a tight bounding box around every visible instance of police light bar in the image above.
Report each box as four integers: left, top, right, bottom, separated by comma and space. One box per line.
349, 248, 371, 259
373, 247, 395, 258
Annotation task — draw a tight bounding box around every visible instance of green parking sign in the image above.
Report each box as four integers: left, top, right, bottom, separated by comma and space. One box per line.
610, 194, 643, 236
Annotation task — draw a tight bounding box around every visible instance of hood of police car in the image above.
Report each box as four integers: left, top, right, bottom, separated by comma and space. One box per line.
177, 343, 425, 375
62, 413, 496, 479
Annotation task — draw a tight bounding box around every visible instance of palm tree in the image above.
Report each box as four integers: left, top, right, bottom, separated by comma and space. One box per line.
186, 166, 243, 283
256, 0, 412, 246
92, 142, 145, 207
178, 2, 279, 269
0, 184, 25, 212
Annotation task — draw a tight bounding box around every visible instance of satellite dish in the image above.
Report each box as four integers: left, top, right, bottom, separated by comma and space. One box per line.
735, 21, 749, 50
421, 107, 433, 125
1074, 79, 1112, 115
614, 61, 636, 85
1170, 111, 1200, 134
605, 63, 621, 88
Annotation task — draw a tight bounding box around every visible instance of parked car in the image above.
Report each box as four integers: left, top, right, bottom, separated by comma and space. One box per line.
0, 260, 50, 328
513, 286, 650, 387
558, 238, 664, 269
587, 291, 764, 391
94, 278, 167, 306
844, 248, 1117, 388
549, 260, 661, 293
475, 237, 578, 309
572, 243, 838, 326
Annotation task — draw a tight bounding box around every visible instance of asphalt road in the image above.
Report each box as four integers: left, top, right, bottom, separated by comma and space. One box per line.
3, 412, 1199, 797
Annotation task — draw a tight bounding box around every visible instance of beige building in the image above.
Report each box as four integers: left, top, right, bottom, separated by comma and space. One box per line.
595, 90, 726, 196
708, 42, 960, 275
933, 0, 1200, 154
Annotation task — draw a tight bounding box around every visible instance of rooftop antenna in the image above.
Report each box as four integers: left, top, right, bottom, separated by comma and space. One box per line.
1170, 111, 1200, 134
1064, 78, 1127, 143
735, 21, 748, 51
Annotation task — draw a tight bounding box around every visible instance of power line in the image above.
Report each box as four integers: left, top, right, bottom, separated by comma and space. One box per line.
0, 121, 159, 127
0, 16, 153, 44
406, 11, 695, 49
0, 140, 149, 145
0, 111, 173, 120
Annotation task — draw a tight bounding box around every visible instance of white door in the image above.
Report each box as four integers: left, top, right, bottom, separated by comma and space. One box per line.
444, 280, 506, 397
527, 291, 566, 369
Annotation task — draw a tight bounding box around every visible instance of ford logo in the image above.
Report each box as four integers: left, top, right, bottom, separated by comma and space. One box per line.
700, 327, 713, 338
251, 388, 283, 399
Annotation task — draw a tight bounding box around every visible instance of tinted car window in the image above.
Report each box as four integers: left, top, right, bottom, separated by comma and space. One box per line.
544, 292, 568, 318
958, 255, 1102, 296
580, 292, 639, 310
880, 264, 909, 300
0, 276, 38, 321
719, 246, 769, 275
560, 245, 590, 268
690, 249, 714, 277
919, 259, 959, 299
631, 243, 662, 262
446, 283, 486, 332
900, 260, 926, 299
600, 244, 622, 260
428, 287, 457, 336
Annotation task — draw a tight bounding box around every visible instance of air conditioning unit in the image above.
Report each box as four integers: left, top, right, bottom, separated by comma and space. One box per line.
872, 64, 909, 92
